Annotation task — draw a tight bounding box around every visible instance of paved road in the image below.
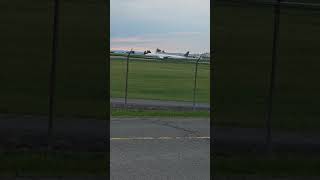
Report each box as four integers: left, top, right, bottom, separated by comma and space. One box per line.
213, 126, 320, 154
0, 177, 107, 180
3, 176, 320, 180
1, 113, 319, 153
110, 117, 210, 180
0, 114, 107, 151
111, 98, 210, 111
0, 114, 210, 180
2, 113, 320, 179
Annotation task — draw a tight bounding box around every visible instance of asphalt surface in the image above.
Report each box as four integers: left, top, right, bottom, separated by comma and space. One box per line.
0, 114, 107, 151
214, 126, 320, 154
0, 177, 107, 180
0, 115, 210, 179
0, 115, 210, 180
1, 113, 319, 153
110, 117, 210, 180
111, 98, 210, 111
2, 114, 320, 179
2, 176, 319, 180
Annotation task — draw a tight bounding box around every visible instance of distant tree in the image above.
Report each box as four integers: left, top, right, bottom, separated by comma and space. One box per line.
156, 48, 161, 53
162, 50, 165, 53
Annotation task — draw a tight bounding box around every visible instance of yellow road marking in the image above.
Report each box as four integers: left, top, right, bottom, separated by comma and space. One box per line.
110, 137, 210, 141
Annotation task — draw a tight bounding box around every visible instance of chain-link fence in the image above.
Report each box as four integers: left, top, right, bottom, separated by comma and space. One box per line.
110, 52, 210, 110
213, 0, 320, 176
0, 0, 108, 176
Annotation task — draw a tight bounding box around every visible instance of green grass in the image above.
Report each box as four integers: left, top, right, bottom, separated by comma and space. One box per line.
0, 0, 209, 118
111, 58, 210, 103
0, 152, 107, 176
111, 108, 209, 118
213, 3, 320, 132
0, 0, 107, 118
2, 0, 320, 133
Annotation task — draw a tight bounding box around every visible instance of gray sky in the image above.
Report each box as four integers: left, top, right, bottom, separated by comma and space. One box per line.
111, 0, 210, 54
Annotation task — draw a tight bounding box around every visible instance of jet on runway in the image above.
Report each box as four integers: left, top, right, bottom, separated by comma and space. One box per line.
144, 50, 196, 60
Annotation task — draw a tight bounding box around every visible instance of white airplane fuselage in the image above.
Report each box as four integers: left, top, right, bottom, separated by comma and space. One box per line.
145, 52, 197, 60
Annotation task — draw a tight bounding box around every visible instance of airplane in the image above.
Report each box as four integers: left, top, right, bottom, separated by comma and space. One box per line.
144, 50, 196, 60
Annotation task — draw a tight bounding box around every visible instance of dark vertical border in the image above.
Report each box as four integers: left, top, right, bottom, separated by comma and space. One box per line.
106, 0, 111, 178
210, 0, 215, 179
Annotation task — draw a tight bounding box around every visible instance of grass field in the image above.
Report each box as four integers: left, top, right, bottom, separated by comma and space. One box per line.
0, 0, 107, 118
0, 0, 209, 118
0, 1, 107, 175
111, 58, 210, 103
213, 2, 320, 132
111, 108, 209, 118
2, 0, 320, 133
213, 2, 320, 176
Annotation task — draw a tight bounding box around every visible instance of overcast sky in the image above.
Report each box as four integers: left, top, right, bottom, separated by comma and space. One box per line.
111, 0, 210, 54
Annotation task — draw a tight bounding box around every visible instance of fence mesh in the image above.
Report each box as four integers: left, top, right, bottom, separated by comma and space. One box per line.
213, 0, 320, 177
274, 5, 320, 133
0, 0, 108, 176
213, 2, 274, 128
111, 57, 210, 108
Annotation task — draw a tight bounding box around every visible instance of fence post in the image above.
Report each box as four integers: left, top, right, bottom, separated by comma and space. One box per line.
193, 56, 202, 110
48, 0, 60, 152
124, 49, 133, 108
266, 0, 281, 155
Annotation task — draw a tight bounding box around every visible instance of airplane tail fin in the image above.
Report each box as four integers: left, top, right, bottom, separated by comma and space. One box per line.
184, 51, 190, 57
